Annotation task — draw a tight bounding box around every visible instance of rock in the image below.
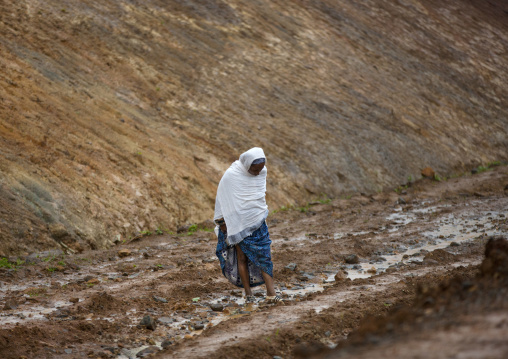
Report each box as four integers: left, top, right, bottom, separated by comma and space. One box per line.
136, 346, 160, 357
113, 234, 122, 244
421, 167, 435, 179
193, 322, 205, 330
210, 303, 224, 312
345, 254, 359, 264
140, 315, 157, 330
285, 263, 297, 271
177, 224, 191, 233
398, 197, 407, 205
118, 249, 131, 258
450, 242, 460, 247
334, 270, 348, 281
367, 267, 377, 274
423, 249, 455, 263
153, 295, 168, 303
161, 339, 173, 349
49, 223, 70, 240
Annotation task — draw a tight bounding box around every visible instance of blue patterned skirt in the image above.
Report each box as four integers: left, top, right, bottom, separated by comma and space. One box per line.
215, 221, 273, 288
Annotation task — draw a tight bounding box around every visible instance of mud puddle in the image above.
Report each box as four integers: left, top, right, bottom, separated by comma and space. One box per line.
340, 206, 506, 280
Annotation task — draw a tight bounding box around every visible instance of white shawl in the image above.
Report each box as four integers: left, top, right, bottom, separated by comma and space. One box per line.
214, 147, 269, 246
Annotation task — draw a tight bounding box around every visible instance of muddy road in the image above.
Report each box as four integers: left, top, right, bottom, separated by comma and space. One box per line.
1, 165, 507, 358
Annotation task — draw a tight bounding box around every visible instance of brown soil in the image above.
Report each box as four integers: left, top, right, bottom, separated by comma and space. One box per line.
0, 164, 507, 358
1, 0, 508, 255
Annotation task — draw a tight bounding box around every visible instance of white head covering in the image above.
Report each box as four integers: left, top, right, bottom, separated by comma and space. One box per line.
214, 147, 269, 245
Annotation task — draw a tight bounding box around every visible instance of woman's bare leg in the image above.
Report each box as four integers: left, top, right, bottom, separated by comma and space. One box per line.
236, 245, 252, 296
261, 271, 276, 297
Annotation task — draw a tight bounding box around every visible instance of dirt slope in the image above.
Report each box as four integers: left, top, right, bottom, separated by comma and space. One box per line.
1, 0, 507, 254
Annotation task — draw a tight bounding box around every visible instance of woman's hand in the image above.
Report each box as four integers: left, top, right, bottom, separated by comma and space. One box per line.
216, 218, 227, 234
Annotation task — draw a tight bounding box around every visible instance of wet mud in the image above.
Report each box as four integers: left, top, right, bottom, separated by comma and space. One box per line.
0, 165, 507, 358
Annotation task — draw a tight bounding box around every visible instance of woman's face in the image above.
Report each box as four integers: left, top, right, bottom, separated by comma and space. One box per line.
248, 162, 265, 176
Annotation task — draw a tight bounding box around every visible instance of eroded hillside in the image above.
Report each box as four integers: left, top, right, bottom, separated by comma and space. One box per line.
0, 0, 507, 254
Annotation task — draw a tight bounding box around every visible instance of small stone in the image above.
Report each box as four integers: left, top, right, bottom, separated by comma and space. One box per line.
161, 339, 173, 349
210, 303, 224, 312
140, 315, 157, 330
177, 225, 191, 233
450, 242, 460, 247
193, 323, 205, 330
49, 223, 70, 240
367, 267, 377, 274
345, 254, 359, 264
285, 263, 297, 271
421, 167, 435, 179
334, 271, 348, 282
153, 295, 168, 303
136, 346, 159, 357
118, 249, 131, 258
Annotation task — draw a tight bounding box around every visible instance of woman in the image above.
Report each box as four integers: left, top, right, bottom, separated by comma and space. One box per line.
214, 147, 283, 304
